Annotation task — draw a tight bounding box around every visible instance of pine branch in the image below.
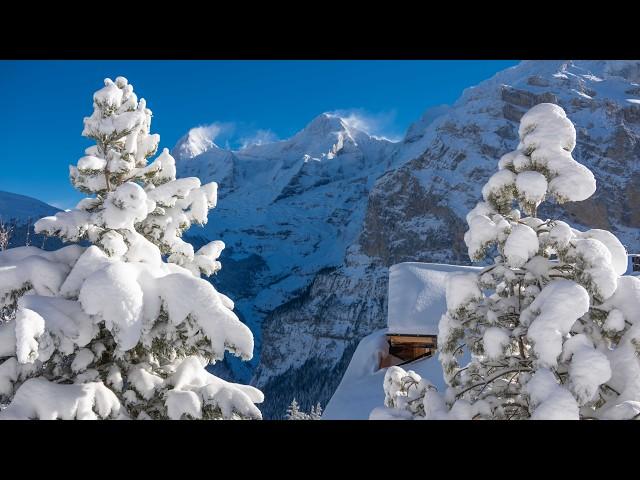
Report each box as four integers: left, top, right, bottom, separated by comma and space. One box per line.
456, 368, 531, 399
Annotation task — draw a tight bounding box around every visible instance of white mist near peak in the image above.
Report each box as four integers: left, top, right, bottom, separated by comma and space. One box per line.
172, 124, 225, 160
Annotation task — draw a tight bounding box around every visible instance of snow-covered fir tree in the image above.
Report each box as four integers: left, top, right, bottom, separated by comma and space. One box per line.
284, 398, 323, 419
285, 398, 305, 419
309, 401, 323, 420
379, 103, 640, 420
0, 221, 12, 251
0, 76, 263, 420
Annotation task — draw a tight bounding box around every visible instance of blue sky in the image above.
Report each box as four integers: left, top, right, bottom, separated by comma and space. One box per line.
0, 60, 518, 209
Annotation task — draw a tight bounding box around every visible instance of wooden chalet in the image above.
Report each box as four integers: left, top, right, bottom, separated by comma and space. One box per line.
379, 333, 438, 368
378, 262, 481, 370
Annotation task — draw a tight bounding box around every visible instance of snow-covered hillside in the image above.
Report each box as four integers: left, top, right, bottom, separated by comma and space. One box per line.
0, 191, 63, 250
0, 191, 60, 224
174, 60, 640, 418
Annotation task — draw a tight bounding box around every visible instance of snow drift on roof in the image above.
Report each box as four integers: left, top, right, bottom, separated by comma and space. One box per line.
387, 262, 481, 335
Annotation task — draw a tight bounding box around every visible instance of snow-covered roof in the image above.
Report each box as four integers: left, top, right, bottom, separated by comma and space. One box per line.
387, 262, 482, 335
323, 329, 448, 420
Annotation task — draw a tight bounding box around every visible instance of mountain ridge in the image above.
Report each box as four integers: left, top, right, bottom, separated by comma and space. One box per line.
0, 191, 60, 224
4, 61, 638, 418
174, 60, 640, 418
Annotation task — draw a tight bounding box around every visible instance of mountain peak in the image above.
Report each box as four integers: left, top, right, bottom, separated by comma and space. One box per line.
172, 125, 221, 160
288, 112, 384, 150
299, 113, 350, 136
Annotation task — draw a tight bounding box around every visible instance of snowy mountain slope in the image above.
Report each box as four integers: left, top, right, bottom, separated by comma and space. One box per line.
0, 191, 60, 224
0, 191, 64, 251
175, 60, 640, 418
175, 114, 398, 389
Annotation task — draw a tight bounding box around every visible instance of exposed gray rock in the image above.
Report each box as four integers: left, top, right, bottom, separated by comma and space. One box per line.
527, 75, 550, 87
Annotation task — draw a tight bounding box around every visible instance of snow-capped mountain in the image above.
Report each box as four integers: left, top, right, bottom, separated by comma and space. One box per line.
175, 60, 640, 418
0, 191, 60, 224
175, 114, 398, 386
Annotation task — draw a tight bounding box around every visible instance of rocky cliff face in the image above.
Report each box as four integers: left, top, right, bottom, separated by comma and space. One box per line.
175, 60, 640, 418
357, 61, 640, 266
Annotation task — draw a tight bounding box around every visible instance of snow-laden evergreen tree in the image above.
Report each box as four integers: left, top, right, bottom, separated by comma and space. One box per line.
309, 401, 323, 420
285, 398, 305, 419
379, 103, 640, 420
0, 76, 263, 420
0, 221, 12, 251
284, 398, 323, 419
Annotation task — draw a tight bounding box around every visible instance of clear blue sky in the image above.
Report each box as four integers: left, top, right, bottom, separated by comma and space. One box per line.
0, 60, 519, 209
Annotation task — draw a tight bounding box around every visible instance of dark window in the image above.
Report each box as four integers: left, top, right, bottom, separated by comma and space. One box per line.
633, 256, 640, 272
